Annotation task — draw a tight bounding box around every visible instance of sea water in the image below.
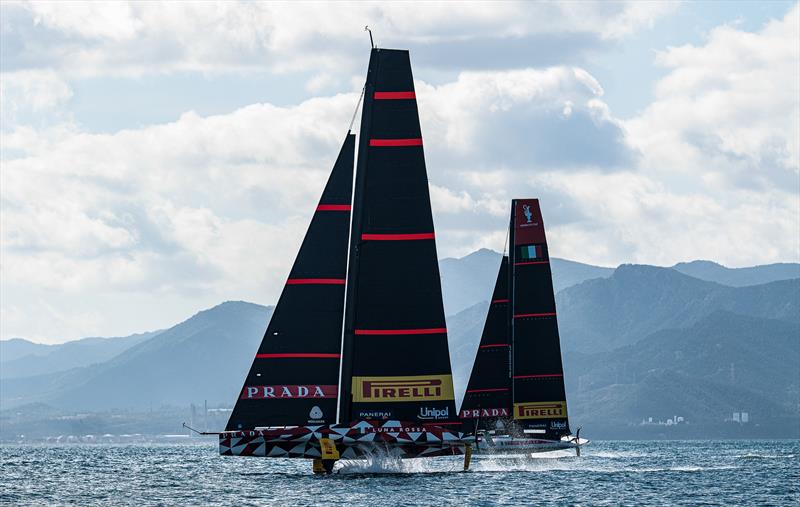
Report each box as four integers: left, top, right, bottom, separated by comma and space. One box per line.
1, 440, 798, 505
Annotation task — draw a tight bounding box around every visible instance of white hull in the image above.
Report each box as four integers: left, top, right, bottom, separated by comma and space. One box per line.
472, 434, 589, 455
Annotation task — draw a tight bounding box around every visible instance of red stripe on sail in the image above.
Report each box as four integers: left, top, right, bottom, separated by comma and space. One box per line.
354, 327, 447, 335
316, 204, 351, 211
514, 261, 549, 266
466, 388, 510, 393
374, 91, 416, 100
513, 373, 563, 379
480, 343, 509, 349
514, 312, 557, 318
369, 138, 423, 147
491, 299, 509, 304
361, 233, 435, 241
286, 278, 346, 285
256, 353, 341, 359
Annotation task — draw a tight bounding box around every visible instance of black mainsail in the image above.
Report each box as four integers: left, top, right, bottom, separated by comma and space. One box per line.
510, 198, 570, 439
460, 256, 511, 429
338, 48, 458, 426
226, 134, 354, 431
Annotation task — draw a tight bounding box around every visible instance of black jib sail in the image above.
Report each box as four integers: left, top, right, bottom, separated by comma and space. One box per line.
460, 256, 512, 430
509, 198, 570, 439
225, 134, 355, 431
338, 48, 458, 426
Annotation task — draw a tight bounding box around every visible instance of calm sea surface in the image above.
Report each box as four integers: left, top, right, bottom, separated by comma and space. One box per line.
1, 440, 798, 506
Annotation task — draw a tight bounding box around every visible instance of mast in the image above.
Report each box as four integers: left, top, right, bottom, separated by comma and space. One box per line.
339, 48, 458, 425
226, 134, 355, 431
338, 50, 376, 423
509, 199, 571, 439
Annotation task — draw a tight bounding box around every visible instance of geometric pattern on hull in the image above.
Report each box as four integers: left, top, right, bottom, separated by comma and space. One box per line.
219, 420, 465, 459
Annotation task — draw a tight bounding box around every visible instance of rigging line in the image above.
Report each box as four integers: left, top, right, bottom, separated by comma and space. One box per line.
348, 85, 366, 132
502, 222, 510, 257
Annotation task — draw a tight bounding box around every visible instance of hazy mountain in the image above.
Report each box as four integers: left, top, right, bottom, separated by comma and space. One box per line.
557, 264, 800, 353
440, 249, 503, 316
3, 252, 799, 438
672, 260, 800, 287
0, 332, 159, 380
439, 248, 613, 315
0, 338, 51, 363
445, 301, 490, 405
565, 311, 800, 426
551, 257, 615, 292
1, 302, 272, 410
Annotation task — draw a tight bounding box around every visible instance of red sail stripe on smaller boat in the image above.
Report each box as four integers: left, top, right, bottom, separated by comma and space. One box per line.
354, 327, 447, 336
491, 299, 509, 304
316, 204, 351, 211
286, 278, 346, 285
513, 312, 557, 318
369, 138, 423, 147
480, 343, 509, 349
256, 353, 341, 359
513, 373, 563, 379
374, 91, 416, 99
361, 233, 435, 241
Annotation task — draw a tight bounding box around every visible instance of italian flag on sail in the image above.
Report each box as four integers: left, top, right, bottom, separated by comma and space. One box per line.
519, 245, 541, 260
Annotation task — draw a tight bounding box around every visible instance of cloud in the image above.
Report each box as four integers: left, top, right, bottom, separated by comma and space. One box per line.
0, 63, 634, 340
625, 4, 800, 192
419, 67, 633, 171
1, 2, 798, 343
0, 69, 72, 127
1, 1, 677, 78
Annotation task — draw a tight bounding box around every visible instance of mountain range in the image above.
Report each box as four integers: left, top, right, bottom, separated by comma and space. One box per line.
1, 252, 798, 438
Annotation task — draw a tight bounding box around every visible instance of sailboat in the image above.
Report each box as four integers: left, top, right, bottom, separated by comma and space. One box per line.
459, 199, 588, 455
219, 47, 465, 474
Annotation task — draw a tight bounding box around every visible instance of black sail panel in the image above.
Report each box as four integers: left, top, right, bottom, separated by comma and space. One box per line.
510, 199, 571, 439
339, 48, 458, 426
460, 256, 512, 432
226, 134, 354, 430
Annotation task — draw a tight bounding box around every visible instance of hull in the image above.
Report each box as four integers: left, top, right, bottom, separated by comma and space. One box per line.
220, 420, 465, 460
471, 434, 589, 455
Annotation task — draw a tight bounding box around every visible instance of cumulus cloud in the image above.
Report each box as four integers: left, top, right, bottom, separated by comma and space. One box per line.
0, 63, 634, 340
0, 69, 72, 127
1, 1, 676, 77
625, 4, 800, 191
1, 2, 798, 342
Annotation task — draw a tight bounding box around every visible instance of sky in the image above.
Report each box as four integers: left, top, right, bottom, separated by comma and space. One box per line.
1, 1, 798, 344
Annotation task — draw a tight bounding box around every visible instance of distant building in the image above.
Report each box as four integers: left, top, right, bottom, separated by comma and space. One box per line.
730, 411, 750, 424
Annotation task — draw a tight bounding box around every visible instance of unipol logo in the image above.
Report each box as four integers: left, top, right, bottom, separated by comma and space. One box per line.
522, 204, 533, 223
550, 420, 567, 430
418, 407, 449, 420
241, 384, 337, 399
